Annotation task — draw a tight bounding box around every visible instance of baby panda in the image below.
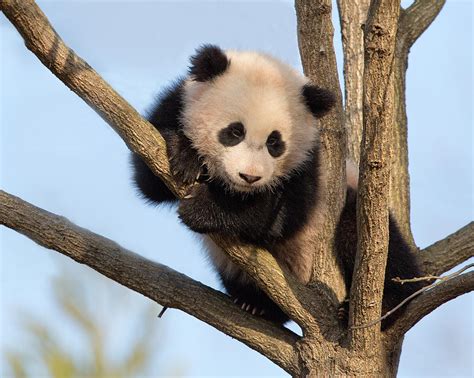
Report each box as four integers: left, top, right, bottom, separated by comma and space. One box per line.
132, 45, 423, 328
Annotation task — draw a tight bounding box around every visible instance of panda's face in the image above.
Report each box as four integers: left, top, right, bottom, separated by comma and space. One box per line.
216, 121, 287, 191
181, 49, 332, 193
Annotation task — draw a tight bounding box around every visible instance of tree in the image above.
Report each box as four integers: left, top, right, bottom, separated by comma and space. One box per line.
1, 0, 472, 376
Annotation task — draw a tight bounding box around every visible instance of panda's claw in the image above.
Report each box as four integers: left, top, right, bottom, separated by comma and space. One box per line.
232, 297, 265, 318
337, 298, 350, 323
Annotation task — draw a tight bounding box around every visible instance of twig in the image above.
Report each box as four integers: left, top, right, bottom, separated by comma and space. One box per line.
386, 271, 474, 343
157, 306, 168, 318
351, 263, 474, 330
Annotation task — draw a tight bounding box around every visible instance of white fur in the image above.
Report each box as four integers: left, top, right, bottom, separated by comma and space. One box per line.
181, 50, 318, 192
345, 159, 359, 189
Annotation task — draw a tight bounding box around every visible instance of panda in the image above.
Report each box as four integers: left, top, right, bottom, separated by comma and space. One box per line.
132, 45, 423, 328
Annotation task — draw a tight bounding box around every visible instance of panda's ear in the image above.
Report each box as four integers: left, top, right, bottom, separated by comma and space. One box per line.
189, 44, 230, 82
301, 84, 335, 118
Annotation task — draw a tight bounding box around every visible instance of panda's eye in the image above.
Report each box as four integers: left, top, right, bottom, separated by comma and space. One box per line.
267, 136, 278, 146
266, 130, 286, 158
218, 122, 245, 147
231, 125, 244, 138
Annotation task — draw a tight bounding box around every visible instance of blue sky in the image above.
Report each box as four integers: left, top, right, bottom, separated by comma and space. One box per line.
1, 0, 472, 376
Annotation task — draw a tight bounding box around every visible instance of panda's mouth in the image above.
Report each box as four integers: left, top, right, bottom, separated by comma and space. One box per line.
232, 181, 258, 192
217, 171, 263, 193
228, 174, 275, 194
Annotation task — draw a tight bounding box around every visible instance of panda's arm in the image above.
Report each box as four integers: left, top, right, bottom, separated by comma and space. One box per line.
131, 79, 203, 204
131, 152, 176, 204
178, 184, 276, 246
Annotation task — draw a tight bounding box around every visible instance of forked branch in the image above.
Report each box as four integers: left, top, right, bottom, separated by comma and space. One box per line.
398, 0, 446, 50
386, 270, 474, 343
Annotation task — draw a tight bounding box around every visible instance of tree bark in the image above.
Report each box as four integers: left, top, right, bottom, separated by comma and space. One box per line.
390, 0, 447, 246
418, 222, 474, 276
349, 0, 401, 353
337, 0, 370, 164
295, 0, 348, 321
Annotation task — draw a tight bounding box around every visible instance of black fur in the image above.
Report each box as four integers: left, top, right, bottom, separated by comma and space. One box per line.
221, 274, 289, 324
266, 130, 286, 158
131, 46, 422, 328
335, 187, 424, 329
189, 44, 230, 82
218, 122, 245, 147
178, 152, 320, 248
302, 84, 336, 118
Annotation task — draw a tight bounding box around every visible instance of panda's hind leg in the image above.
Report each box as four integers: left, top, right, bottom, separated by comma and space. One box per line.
220, 274, 289, 325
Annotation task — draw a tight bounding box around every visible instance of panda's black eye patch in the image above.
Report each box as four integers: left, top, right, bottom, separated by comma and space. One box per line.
218, 122, 245, 147
266, 130, 285, 158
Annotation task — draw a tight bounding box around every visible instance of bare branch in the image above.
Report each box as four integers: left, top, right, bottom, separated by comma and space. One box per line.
398, 0, 446, 50
349, 0, 401, 351
0, 0, 181, 197
418, 222, 474, 276
0, 190, 301, 375
353, 264, 474, 330
386, 270, 474, 343
389, 0, 445, 246
294, 0, 348, 333
0, 0, 321, 335
214, 239, 337, 336
336, 0, 370, 163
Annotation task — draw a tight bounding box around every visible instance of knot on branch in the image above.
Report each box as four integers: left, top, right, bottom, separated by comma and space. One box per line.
368, 160, 384, 170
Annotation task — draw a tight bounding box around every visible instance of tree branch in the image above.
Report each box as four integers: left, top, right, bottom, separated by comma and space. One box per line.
398, 0, 446, 50
214, 239, 337, 336
1, 0, 325, 339
294, 0, 348, 336
349, 0, 401, 351
0, 0, 180, 197
0, 190, 301, 375
386, 270, 474, 343
388, 0, 446, 245
336, 0, 370, 164
418, 222, 474, 276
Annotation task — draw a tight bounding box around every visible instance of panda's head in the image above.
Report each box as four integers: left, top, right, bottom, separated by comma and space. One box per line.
181, 45, 335, 193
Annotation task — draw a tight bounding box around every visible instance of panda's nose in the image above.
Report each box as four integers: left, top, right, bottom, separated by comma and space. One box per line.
239, 172, 262, 184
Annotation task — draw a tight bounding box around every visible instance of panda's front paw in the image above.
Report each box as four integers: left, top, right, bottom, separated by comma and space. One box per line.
168, 133, 205, 187
169, 152, 203, 187
178, 186, 217, 234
